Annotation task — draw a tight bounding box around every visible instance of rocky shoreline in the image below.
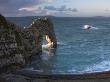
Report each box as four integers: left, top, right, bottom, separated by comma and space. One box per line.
1, 14, 110, 82
0, 14, 57, 82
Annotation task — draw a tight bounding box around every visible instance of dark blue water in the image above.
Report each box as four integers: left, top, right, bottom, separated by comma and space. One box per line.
7, 17, 110, 74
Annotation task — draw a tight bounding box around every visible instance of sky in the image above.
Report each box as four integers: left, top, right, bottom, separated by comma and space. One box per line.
0, 0, 110, 17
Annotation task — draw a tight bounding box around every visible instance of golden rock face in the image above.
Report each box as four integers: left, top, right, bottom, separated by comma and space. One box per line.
45, 35, 54, 48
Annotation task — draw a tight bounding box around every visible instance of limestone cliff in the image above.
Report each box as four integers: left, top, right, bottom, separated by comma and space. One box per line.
0, 14, 25, 69
30, 18, 57, 48
0, 14, 57, 72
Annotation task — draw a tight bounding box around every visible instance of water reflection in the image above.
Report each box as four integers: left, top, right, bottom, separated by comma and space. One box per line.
26, 46, 56, 72
41, 48, 56, 61
26, 35, 56, 73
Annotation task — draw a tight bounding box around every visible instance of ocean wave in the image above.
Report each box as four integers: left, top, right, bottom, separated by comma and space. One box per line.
84, 60, 110, 73
24, 60, 110, 74
57, 42, 72, 50
65, 60, 110, 74
42, 41, 71, 49
82, 25, 98, 30
42, 44, 48, 49
57, 42, 67, 45
42, 42, 68, 49
90, 26, 99, 30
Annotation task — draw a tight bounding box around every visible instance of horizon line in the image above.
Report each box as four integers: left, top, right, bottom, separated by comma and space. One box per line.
5, 15, 109, 18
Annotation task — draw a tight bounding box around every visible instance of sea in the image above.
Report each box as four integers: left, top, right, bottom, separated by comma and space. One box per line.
7, 16, 110, 74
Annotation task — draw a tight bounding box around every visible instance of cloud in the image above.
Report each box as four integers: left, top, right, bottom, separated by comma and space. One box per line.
19, 7, 42, 13
18, 5, 78, 17
44, 5, 78, 12
19, 6, 44, 14
18, 6, 56, 16
0, 0, 54, 16
0, 0, 52, 6
104, 9, 110, 12
0, 0, 78, 17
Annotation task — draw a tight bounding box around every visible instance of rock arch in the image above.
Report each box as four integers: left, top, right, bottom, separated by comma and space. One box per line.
0, 14, 57, 70
29, 17, 57, 48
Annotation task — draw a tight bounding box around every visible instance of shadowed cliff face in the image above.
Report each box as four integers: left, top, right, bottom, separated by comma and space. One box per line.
0, 14, 25, 69
0, 14, 57, 72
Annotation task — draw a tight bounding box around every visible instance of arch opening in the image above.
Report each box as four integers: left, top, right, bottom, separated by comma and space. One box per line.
42, 34, 54, 49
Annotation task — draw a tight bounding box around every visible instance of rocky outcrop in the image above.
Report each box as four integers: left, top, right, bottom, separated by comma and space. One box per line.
0, 14, 57, 72
0, 14, 25, 69
30, 18, 57, 48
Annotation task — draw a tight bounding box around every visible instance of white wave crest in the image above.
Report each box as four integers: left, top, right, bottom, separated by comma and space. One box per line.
82, 25, 98, 30
84, 60, 110, 73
